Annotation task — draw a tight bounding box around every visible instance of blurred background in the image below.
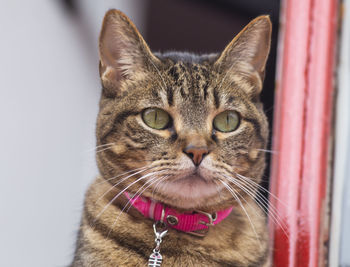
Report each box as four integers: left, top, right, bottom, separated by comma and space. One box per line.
0, 0, 279, 266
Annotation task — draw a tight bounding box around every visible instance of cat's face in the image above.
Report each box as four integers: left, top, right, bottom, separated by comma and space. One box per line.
96, 10, 271, 210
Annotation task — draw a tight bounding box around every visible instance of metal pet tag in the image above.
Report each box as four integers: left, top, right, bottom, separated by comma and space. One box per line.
148, 250, 163, 267
148, 222, 168, 267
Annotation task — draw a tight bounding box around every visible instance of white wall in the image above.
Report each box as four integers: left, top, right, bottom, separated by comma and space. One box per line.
0, 1, 146, 266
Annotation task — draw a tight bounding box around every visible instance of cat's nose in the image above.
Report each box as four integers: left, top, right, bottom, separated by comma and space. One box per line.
183, 146, 209, 166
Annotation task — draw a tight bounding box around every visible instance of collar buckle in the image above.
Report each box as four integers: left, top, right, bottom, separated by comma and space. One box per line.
188, 210, 218, 237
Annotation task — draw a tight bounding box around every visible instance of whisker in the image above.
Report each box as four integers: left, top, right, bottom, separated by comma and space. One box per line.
264, 105, 274, 113
92, 170, 166, 225
84, 142, 116, 153
106, 175, 164, 238
222, 175, 263, 218
251, 193, 289, 239
96, 166, 151, 185
234, 177, 289, 239
96, 166, 154, 188
151, 176, 168, 199
107, 173, 171, 238
219, 179, 262, 248
255, 148, 277, 154
125, 175, 170, 214
234, 172, 288, 208
96, 145, 116, 154
114, 159, 155, 163
231, 174, 283, 217
224, 174, 289, 238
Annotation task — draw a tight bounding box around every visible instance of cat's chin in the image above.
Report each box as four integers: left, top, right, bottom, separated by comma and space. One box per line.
157, 175, 222, 210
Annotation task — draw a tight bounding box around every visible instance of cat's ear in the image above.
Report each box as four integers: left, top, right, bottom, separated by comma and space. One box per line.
214, 16, 272, 96
99, 10, 159, 94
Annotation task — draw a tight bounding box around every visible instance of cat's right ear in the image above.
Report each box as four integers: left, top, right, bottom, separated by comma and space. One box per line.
214, 16, 272, 97
99, 10, 159, 96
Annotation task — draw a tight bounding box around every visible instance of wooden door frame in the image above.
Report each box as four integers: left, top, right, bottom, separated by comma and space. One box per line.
269, 0, 338, 266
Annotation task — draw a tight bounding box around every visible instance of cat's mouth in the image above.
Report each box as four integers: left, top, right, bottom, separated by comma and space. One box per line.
175, 172, 209, 183
156, 171, 221, 209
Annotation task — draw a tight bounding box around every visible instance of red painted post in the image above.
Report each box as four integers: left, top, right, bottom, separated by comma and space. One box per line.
269, 0, 338, 266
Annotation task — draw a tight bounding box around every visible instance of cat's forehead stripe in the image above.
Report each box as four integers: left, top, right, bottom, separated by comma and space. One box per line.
166, 86, 174, 106
213, 86, 220, 108
164, 61, 213, 104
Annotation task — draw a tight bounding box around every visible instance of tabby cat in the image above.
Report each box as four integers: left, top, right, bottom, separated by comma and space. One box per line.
72, 9, 272, 267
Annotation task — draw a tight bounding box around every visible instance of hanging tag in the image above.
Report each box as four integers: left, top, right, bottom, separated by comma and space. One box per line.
148, 250, 163, 267
148, 222, 167, 267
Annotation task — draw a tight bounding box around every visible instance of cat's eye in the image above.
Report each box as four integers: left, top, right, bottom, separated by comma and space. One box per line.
213, 110, 240, 132
142, 108, 171, 130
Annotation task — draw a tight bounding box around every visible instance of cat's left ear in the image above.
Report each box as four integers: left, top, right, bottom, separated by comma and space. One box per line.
214, 16, 272, 96
99, 10, 160, 95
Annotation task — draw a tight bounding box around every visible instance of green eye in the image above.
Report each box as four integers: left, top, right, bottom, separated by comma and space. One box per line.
213, 110, 240, 132
142, 108, 171, 130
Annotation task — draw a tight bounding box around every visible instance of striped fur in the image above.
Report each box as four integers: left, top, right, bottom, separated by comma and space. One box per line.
72, 9, 272, 267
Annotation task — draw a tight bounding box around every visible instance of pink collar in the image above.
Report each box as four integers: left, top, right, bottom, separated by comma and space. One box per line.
125, 192, 233, 236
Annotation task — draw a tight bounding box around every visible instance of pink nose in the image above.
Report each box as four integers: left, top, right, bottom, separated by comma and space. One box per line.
183, 146, 209, 166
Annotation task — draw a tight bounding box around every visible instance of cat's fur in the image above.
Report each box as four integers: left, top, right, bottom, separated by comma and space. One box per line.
72, 9, 272, 267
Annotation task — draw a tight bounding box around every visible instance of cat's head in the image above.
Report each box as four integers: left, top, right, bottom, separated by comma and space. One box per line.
96, 10, 271, 211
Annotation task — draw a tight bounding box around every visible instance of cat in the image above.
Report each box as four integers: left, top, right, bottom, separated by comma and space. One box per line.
71, 9, 272, 267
